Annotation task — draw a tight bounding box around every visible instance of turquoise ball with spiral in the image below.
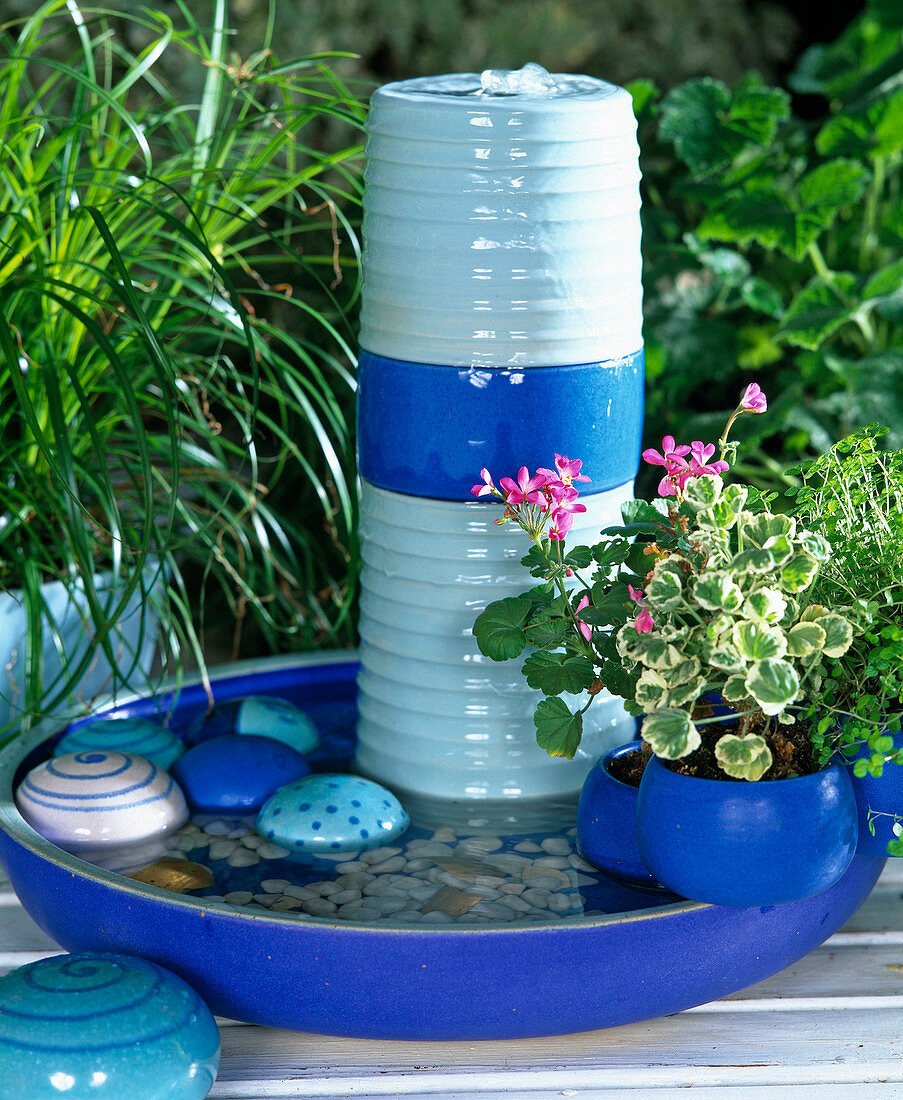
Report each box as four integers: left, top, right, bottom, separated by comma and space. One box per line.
0, 953, 220, 1098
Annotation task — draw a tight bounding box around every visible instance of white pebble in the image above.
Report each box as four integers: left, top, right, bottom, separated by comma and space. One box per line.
253, 894, 279, 907
307, 880, 341, 897
521, 888, 551, 908
497, 894, 533, 913
333, 860, 368, 874
283, 884, 318, 901
361, 846, 402, 865
362, 881, 408, 899
330, 889, 363, 904
419, 910, 453, 924
499, 882, 526, 895
336, 904, 381, 922
228, 848, 260, 868
371, 855, 406, 873
257, 841, 291, 859
269, 897, 304, 911
301, 898, 337, 917
359, 896, 408, 915
430, 827, 457, 843
260, 879, 291, 894
541, 837, 573, 856
202, 821, 234, 836
408, 884, 442, 903
458, 836, 503, 853
241, 834, 264, 849
224, 891, 254, 906
335, 872, 373, 890
569, 853, 598, 872
404, 841, 454, 858
402, 858, 433, 873
228, 826, 250, 839
533, 855, 572, 869
208, 839, 238, 860
513, 840, 543, 853
547, 893, 576, 913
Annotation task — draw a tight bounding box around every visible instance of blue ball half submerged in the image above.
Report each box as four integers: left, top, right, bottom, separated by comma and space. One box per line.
256, 773, 410, 854
0, 952, 220, 1099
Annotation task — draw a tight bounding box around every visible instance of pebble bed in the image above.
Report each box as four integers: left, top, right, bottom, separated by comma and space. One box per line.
158, 817, 638, 925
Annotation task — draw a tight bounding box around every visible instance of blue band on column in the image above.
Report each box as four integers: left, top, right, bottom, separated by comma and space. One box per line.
357, 349, 645, 500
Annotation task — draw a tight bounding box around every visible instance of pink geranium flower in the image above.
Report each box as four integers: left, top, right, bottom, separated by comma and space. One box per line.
633, 607, 655, 634
537, 454, 591, 486
642, 435, 691, 468
688, 440, 729, 477
575, 594, 592, 643
471, 468, 495, 497
740, 382, 767, 413
627, 584, 645, 605
548, 508, 575, 540
499, 466, 548, 505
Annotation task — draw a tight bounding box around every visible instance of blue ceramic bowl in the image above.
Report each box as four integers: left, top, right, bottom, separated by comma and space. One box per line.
637, 755, 859, 907
0, 653, 884, 1040
577, 742, 665, 890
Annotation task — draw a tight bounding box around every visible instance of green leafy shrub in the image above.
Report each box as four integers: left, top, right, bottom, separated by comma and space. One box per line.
634, 3, 903, 495
0, 1, 364, 738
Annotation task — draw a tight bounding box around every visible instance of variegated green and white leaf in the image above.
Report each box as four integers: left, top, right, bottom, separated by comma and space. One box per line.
780, 551, 820, 593
721, 673, 750, 702
665, 656, 702, 686
697, 498, 740, 531
818, 613, 854, 658
704, 641, 746, 672
635, 668, 670, 709
733, 620, 787, 661
669, 680, 702, 707
731, 547, 775, 573
715, 733, 773, 781
642, 708, 700, 759
644, 642, 687, 671
745, 657, 799, 715
646, 562, 684, 610
797, 529, 831, 561
743, 587, 787, 623
785, 621, 826, 656
742, 512, 795, 548
692, 571, 743, 612
724, 483, 748, 512
683, 474, 723, 509
763, 533, 793, 564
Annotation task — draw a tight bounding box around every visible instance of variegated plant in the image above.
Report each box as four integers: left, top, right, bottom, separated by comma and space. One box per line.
472, 384, 857, 781
618, 473, 854, 779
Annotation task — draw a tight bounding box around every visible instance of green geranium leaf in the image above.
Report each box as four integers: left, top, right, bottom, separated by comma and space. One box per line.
523, 651, 595, 696
785, 622, 826, 656
564, 546, 593, 570
733, 620, 787, 661
693, 572, 743, 612
669, 681, 702, 707
763, 534, 793, 564
591, 537, 632, 569
600, 659, 638, 699
520, 544, 548, 576
724, 483, 750, 512
525, 615, 571, 650
472, 597, 531, 661
642, 708, 700, 759
863, 258, 903, 300
697, 498, 740, 531
715, 733, 773, 780
816, 87, 903, 159
636, 669, 670, 708
741, 276, 784, 318
780, 551, 820, 593
665, 656, 702, 687
818, 613, 854, 658
745, 658, 799, 715
620, 499, 669, 527
534, 697, 583, 759
777, 274, 857, 350
706, 643, 747, 672
744, 587, 787, 623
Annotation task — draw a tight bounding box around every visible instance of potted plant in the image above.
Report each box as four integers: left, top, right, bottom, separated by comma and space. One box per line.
472, 384, 861, 906
0, 1, 364, 743
787, 428, 903, 855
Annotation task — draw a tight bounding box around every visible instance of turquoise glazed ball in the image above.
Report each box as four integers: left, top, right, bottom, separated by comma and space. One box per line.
54, 718, 185, 772
0, 953, 220, 1098
256, 773, 410, 854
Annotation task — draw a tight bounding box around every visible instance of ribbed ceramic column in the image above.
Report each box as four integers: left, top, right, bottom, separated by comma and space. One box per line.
355, 65, 644, 801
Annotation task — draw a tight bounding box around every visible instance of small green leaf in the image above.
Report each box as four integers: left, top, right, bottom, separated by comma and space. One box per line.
523, 651, 595, 696
591, 537, 632, 569
741, 276, 784, 318
636, 669, 671, 709
733, 620, 787, 661
524, 615, 571, 650
642, 708, 700, 759
472, 597, 531, 661
777, 275, 857, 351
763, 534, 793, 564
620, 499, 669, 526
646, 567, 683, 610
683, 475, 723, 508
797, 159, 870, 224
731, 547, 776, 574
863, 258, 903, 300
742, 513, 794, 548
534, 697, 583, 759
722, 674, 750, 701
564, 546, 593, 570
715, 733, 773, 780
745, 658, 799, 715
705, 643, 747, 672
785, 622, 827, 656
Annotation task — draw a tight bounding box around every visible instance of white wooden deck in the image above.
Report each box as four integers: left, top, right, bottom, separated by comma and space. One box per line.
3, 865, 903, 1099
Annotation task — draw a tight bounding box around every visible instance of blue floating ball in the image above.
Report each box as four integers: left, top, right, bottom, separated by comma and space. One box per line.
0, 952, 220, 1099
54, 718, 185, 772
172, 734, 311, 813
184, 696, 320, 756
255, 774, 409, 854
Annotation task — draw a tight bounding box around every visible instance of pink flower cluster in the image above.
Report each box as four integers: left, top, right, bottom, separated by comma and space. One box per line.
471, 454, 590, 540
642, 436, 730, 498
628, 583, 654, 634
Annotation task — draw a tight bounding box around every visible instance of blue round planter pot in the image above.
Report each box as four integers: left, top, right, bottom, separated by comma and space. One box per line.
846, 724, 903, 857
636, 755, 859, 907
577, 742, 665, 891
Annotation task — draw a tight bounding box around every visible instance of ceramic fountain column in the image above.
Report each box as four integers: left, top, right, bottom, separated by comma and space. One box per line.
355, 65, 644, 802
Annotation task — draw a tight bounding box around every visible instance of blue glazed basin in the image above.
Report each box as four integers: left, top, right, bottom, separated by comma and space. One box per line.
577, 741, 664, 890
637, 755, 859, 907
0, 653, 884, 1040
